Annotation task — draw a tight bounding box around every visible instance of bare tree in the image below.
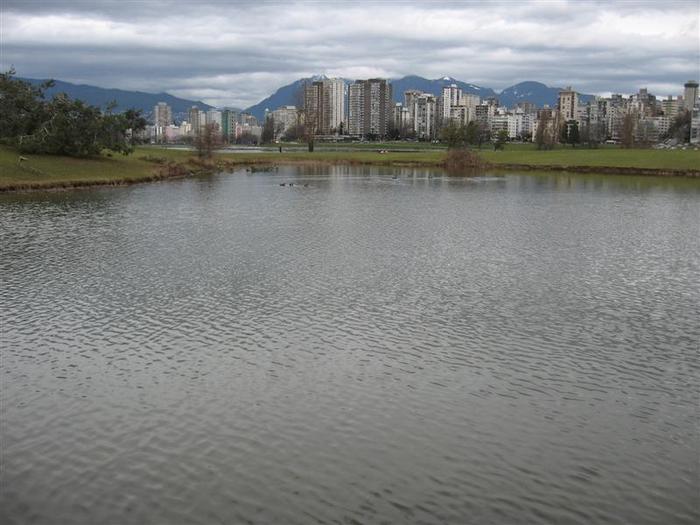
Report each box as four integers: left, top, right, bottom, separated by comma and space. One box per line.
621, 111, 637, 149
193, 123, 221, 159
295, 82, 319, 152
535, 111, 553, 150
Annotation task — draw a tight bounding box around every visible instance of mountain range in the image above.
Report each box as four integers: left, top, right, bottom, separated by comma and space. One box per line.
20, 75, 593, 122
245, 76, 593, 120
20, 77, 217, 116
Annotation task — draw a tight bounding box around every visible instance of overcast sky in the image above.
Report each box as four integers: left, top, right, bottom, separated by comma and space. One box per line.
2, 0, 698, 108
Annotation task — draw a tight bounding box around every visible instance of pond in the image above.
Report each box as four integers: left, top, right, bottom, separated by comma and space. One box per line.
2, 166, 699, 524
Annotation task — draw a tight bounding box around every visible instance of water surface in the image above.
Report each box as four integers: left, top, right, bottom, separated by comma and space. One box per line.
2, 166, 699, 524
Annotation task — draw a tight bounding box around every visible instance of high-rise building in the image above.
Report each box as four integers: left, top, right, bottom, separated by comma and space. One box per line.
412, 93, 437, 140
348, 84, 364, 136
449, 106, 472, 127
348, 79, 393, 138
188, 106, 202, 135
605, 94, 627, 141
690, 107, 699, 143
152, 102, 172, 142
206, 109, 222, 133
584, 97, 609, 141
683, 80, 699, 110
438, 86, 480, 129
153, 102, 172, 127
304, 82, 322, 133
462, 94, 481, 110
661, 96, 681, 120
630, 88, 657, 117
404, 90, 423, 130
222, 109, 238, 141
392, 103, 411, 136
475, 103, 495, 126
443, 93, 480, 128
558, 87, 579, 122
323, 78, 345, 134
304, 78, 346, 135
441, 84, 463, 123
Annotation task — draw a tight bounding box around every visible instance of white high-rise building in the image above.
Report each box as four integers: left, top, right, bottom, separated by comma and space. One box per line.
441, 84, 463, 122
323, 78, 345, 134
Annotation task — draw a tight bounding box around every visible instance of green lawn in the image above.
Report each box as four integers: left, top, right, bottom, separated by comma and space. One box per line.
481, 145, 700, 170
0, 146, 207, 190
245, 141, 446, 151
221, 149, 446, 165
252, 142, 700, 170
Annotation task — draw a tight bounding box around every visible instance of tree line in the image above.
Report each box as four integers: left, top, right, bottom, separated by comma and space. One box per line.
0, 69, 146, 157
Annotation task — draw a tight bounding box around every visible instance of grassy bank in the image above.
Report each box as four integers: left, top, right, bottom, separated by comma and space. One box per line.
2, 144, 699, 192
0, 146, 202, 191
0, 146, 446, 191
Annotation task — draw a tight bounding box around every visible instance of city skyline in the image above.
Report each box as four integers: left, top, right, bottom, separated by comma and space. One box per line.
144, 77, 698, 146
2, 0, 697, 108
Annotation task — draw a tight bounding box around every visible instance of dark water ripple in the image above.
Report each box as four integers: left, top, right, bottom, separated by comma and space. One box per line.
1, 167, 699, 524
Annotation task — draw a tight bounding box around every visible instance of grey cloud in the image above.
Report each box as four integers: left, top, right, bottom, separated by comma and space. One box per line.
1, 0, 697, 107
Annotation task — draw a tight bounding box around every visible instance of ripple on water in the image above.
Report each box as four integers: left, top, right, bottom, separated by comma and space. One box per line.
1, 167, 699, 524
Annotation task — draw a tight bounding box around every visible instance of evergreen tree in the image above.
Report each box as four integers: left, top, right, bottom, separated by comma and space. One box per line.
567, 121, 580, 147
440, 121, 467, 149
494, 129, 508, 150
0, 69, 145, 157
261, 116, 275, 144
465, 121, 479, 145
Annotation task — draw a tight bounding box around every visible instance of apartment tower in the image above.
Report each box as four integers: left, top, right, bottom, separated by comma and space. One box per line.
348, 79, 393, 138
304, 78, 346, 135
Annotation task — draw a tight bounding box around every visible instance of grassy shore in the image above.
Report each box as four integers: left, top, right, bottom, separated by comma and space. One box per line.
481, 145, 700, 171
1, 144, 699, 192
